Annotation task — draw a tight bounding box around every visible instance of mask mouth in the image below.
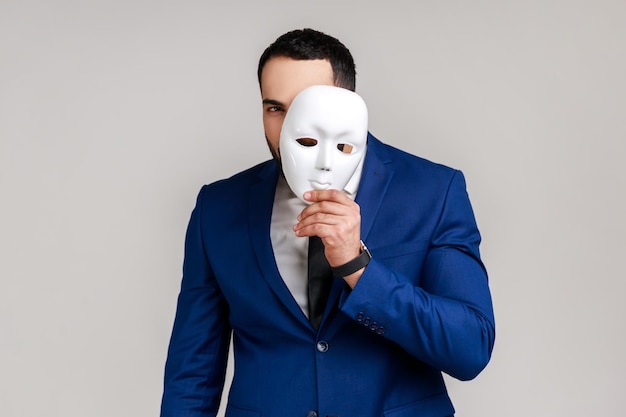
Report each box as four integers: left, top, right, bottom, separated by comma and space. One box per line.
309, 180, 331, 190
309, 172, 332, 190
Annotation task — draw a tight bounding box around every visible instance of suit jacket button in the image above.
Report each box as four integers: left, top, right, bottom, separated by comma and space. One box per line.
376, 326, 385, 335
363, 317, 371, 326
307, 411, 318, 417
317, 341, 329, 352
369, 322, 378, 331
356, 312, 364, 322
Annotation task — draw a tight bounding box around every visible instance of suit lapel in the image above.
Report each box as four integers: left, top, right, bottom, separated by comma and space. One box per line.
248, 162, 311, 327
355, 134, 394, 242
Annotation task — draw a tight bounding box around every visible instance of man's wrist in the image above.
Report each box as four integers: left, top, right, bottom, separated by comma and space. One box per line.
330, 241, 372, 277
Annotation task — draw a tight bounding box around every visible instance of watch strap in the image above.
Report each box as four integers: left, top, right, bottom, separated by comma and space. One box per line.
330, 240, 372, 277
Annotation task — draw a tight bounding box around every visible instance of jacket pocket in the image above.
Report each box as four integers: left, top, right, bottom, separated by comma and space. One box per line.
369, 240, 430, 282
384, 391, 455, 417
225, 404, 262, 417
369, 240, 429, 260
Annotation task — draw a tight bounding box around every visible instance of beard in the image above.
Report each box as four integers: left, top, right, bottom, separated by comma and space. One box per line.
265, 134, 285, 177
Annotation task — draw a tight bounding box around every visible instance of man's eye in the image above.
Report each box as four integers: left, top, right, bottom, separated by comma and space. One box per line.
268, 106, 282, 112
296, 138, 318, 147
337, 143, 355, 154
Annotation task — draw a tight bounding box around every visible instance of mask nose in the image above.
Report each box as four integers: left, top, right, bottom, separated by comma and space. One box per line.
315, 141, 333, 171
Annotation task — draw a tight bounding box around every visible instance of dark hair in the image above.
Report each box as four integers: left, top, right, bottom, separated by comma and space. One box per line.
257, 28, 356, 91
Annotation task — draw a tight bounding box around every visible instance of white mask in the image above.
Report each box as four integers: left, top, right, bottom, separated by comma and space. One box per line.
279, 85, 368, 204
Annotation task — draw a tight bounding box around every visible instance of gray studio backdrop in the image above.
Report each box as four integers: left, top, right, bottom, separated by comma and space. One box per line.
1, 1, 624, 416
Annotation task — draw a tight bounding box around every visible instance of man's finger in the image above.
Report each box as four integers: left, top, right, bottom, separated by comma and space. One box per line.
303, 189, 351, 204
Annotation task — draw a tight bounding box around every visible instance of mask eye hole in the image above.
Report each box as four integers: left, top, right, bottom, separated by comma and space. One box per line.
337, 144, 355, 154
296, 138, 318, 147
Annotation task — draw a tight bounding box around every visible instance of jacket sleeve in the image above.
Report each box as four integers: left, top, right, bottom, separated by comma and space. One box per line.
339, 170, 495, 381
161, 186, 231, 417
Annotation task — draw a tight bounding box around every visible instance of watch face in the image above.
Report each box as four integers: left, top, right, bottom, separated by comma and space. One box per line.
360, 240, 372, 258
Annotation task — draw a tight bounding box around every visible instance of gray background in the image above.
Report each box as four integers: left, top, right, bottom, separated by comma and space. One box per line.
1, 1, 625, 416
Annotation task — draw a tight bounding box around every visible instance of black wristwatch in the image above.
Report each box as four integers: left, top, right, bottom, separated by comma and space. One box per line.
331, 240, 372, 277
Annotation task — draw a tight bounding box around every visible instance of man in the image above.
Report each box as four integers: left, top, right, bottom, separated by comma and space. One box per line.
161, 28, 495, 417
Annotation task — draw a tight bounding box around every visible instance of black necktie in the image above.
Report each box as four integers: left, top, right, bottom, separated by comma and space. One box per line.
307, 236, 333, 330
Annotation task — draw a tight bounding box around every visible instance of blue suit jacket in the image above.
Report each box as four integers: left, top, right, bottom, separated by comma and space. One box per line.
161, 134, 495, 417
